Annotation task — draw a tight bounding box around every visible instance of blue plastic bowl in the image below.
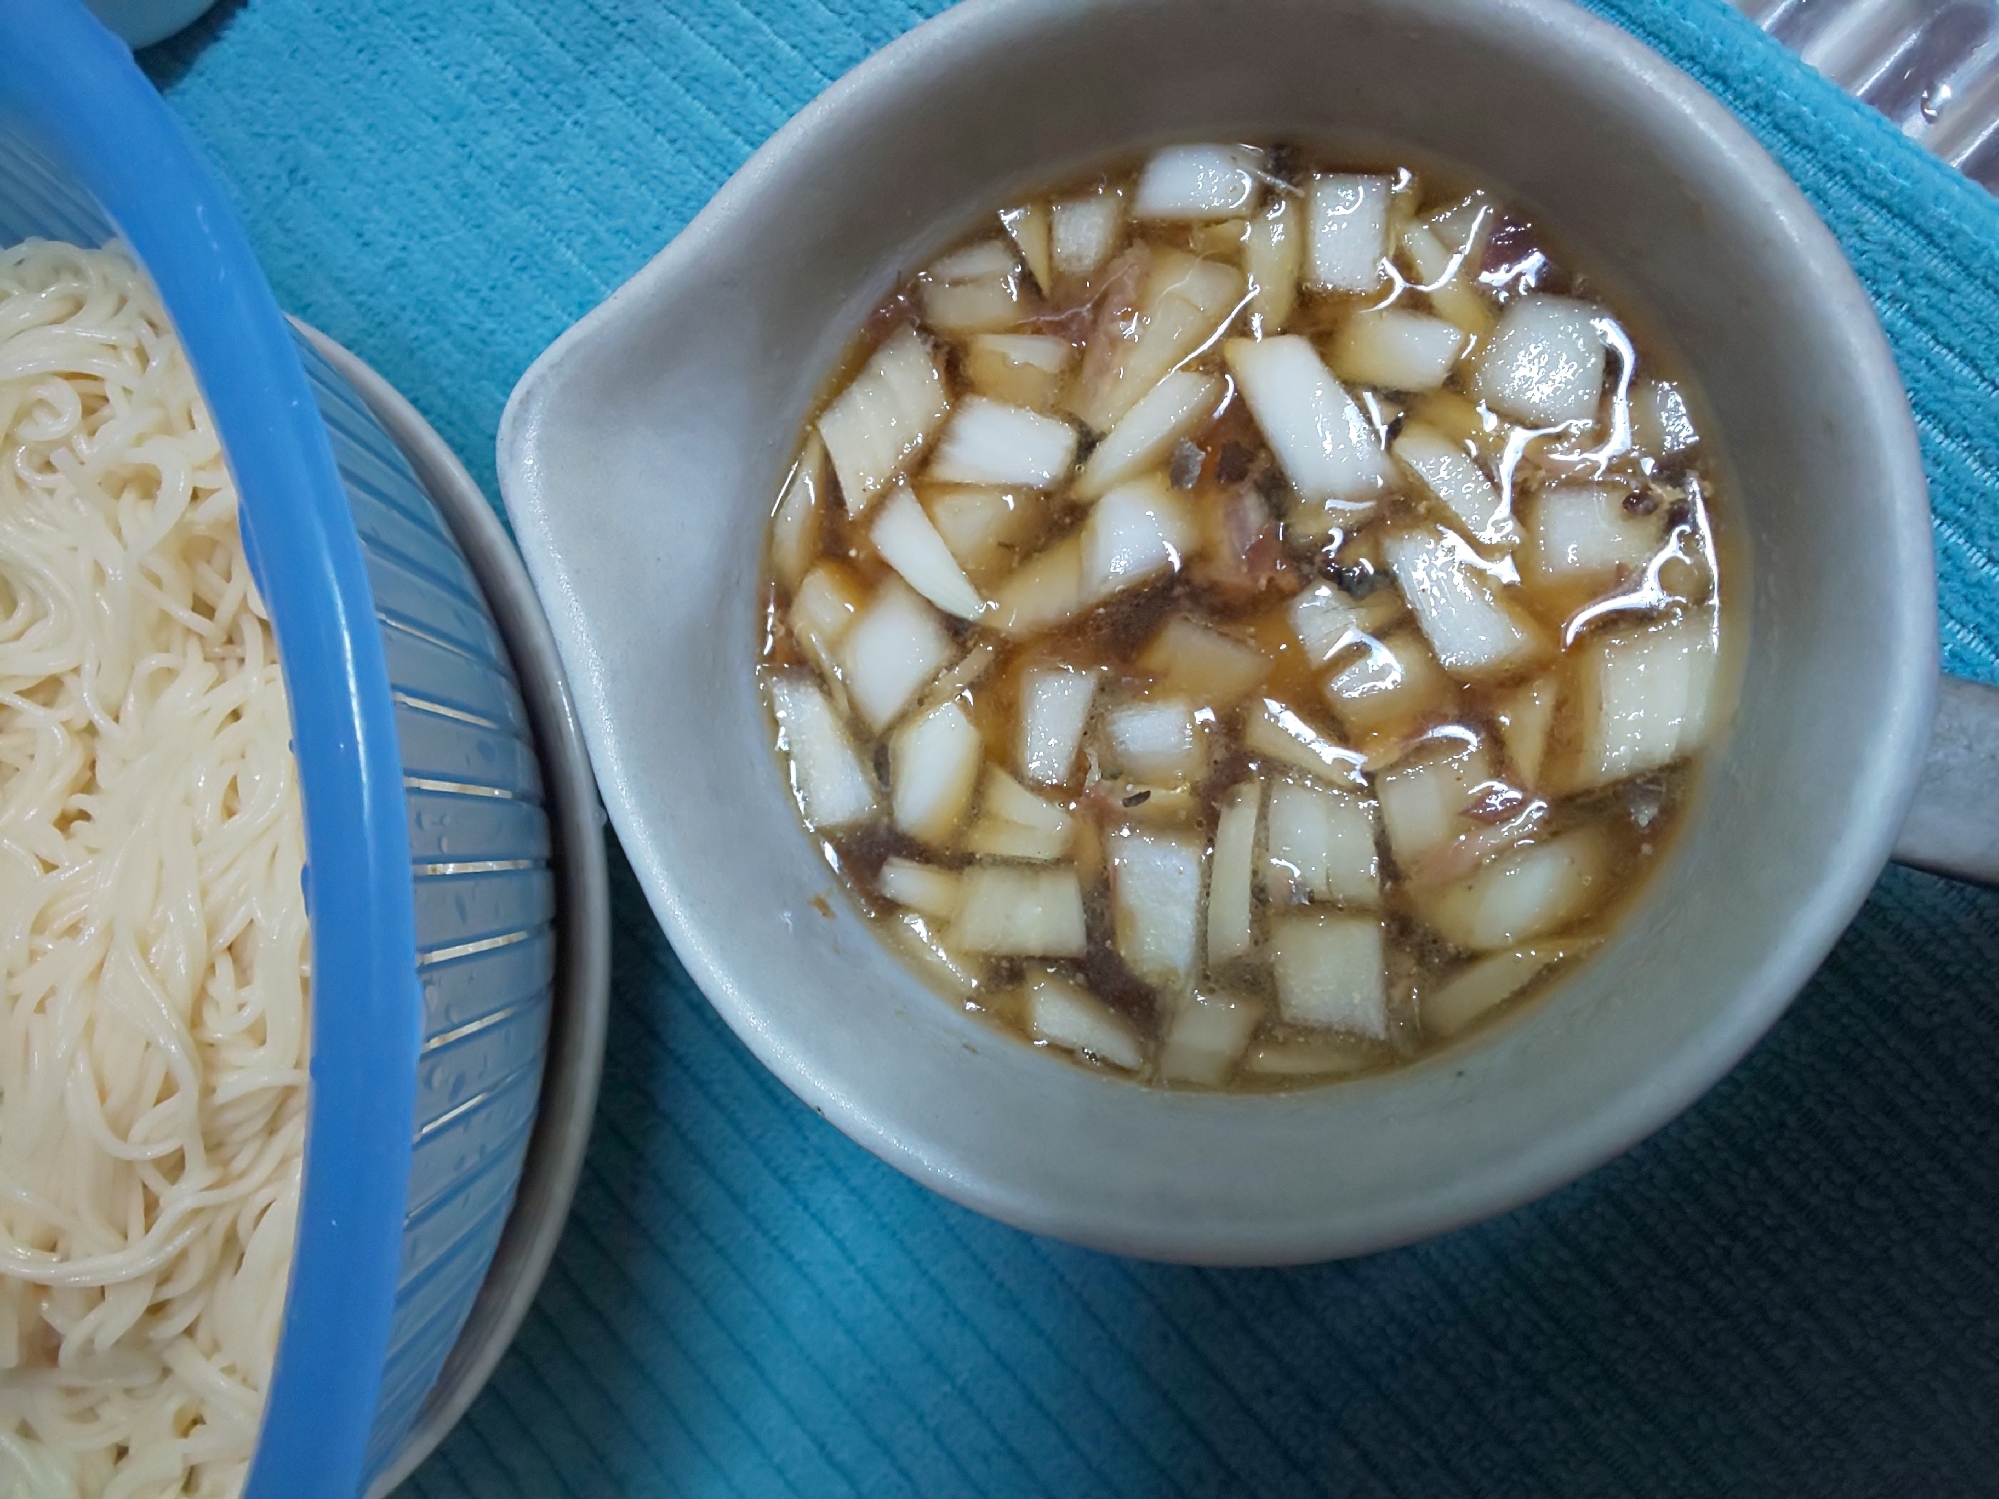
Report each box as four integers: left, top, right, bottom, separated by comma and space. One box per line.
0, 3, 556, 1495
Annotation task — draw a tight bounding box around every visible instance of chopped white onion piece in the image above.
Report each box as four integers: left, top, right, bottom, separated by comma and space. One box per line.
990, 533, 1086, 639
1133, 144, 1266, 221
1074, 249, 1245, 433
878, 858, 963, 922
817, 327, 951, 514
1493, 676, 1557, 788
965, 333, 1075, 411
1018, 667, 1098, 786
1322, 628, 1457, 738
1074, 371, 1223, 500
889, 699, 983, 844
1079, 475, 1197, 606
951, 866, 1089, 957
1426, 825, 1611, 951
1569, 615, 1720, 791
1111, 828, 1204, 988
770, 433, 826, 592
1392, 424, 1513, 548
1328, 309, 1467, 393
1422, 943, 1588, 1040
1102, 698, 1203, 783
1244, 193, 1301, 333
1051, 188, 1126, 278
1240, 699, 1369, 790
1137, 615, 1268, 707
999, 202, 1053, 292
870, 483, 987, 621
965, 766, 1075, 862
1382, 525, 1549, 681
1224, 336, 1392, 504
839, 578, 955, 732
768, 675, 877, 829
1376, 740, 1494, 870
1522, 482, 1664, 596
919, 239, 1023, 334
1289, 579, 1399, 666
1159, 991, 1262, 1085
788, 560, 866, 680
1396, 222, 1496, 339
885, 912, 979, 998
1471, 294, 1609, 428
1269, 912, 1388, 1037
1264, 779, 1380, 906
1632, 378, 1699, 456
1028, 971, 1144, 1070
924, 485, 1041, 585
927, 395, 1079, 489
1207, 781, 1261, 965
1306, 173, 1390, 292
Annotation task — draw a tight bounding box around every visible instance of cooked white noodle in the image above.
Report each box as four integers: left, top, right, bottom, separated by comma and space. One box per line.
0, 240, 308, 1499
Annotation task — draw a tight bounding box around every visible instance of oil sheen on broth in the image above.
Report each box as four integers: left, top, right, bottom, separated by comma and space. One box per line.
757, 144, 1726, 1090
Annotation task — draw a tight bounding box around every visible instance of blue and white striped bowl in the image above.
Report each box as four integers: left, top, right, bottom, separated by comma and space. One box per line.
1, 2, 559, 1494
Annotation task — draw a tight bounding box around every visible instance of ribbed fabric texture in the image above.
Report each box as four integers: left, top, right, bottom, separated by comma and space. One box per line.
143, 1, 1999, 1494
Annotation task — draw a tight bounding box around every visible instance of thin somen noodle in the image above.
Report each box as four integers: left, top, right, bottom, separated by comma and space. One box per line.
0, 239, 307, 1499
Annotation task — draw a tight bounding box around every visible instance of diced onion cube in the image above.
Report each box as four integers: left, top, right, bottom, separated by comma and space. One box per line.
1243, 1037, 1380, 1077
1240, 699, 1369, 790
1493, 677, 1557, 787
1079, 476, 1196, 605
1159, 991, 1262, 1085
1632, 378, 1699, 456
890, 700, 983, 844
1074, 371, 1223, 499
1000, 202, 1053, 292
990, 534, 1086, 639
965, 333, 1074, 410
1269, 912, 1388, 1037
1051, 189, 1126, 278
878, 858, 963, 922
1306, 173, 1390, 292
839, 578, 955, 731
927, 395, 1080, 488
924, 485, 1042, 585
1137, 616, 1268, 707
965, 766, 1075, 864
1471, 294, 1609, 428
1522, 482, 1665, 597
1224, 336, 1391, 505
1328, 309, 1467, 393
817, 327, 951, 513
1426, 825, 1611, 951
951, 866, 1089, 957
1102, 698, 1203, 783
1376, 740, 1494, 870
1392, 424, 1513, 548
1568, 615, 1720, 791
788, 560, 866, 680
1073, 249, 1244, 433
770, 434, 826, 591
1019, 667, 1098, 786
1382, 525, 1548, 681
1244, 194, 1301, 333
871, 483, 987, 620
919, 239, 1023, 333
1133, 144, 1266, 221
1111, 829, 1204, 987
1264, 779, 1379, 906
1322, 629, 1457, 738
768, 675, 876, 829
1207, 781, 1261, 964
1289, 580, 1399, 667
1028, 971, 1144, 1070
1422, 944, 1585, 1040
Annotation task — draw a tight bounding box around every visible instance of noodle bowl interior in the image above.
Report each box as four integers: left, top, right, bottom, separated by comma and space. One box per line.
759, 145, 1730, 1089
0, 241, 307, 1497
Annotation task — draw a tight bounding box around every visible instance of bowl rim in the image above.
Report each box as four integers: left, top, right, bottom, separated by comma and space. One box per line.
500, 0, 1936, 1263
4, 1, 422, 1489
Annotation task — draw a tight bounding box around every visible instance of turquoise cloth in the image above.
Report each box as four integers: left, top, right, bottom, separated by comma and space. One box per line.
144, 2, 1999, 1494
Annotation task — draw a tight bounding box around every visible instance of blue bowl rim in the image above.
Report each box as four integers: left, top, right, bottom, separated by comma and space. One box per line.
0, 3, 420, 1495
